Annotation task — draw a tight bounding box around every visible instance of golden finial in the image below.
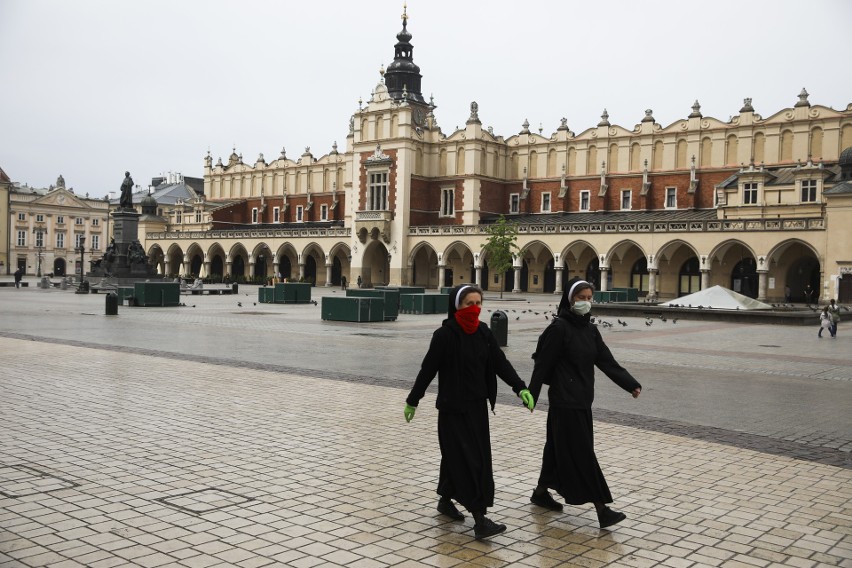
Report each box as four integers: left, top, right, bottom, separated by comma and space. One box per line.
402, 2, 407, 21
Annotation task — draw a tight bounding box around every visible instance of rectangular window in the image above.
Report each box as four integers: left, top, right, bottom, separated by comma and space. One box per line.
195, 210, 202, 223
17, 212, 26, 221
92, 218, 99, 227
176, 210, 183, 223
743, 183, 758, 205
36, 214, 44, 223
252, 207, 258, 223
296, 205, 304, 222
368, 171, 388, 210
273, 207, 280, 223
35, 231, 44, 248
621, 190, 631, 210
441, 188, 455, 217
541, 192, 551, 213
801, 179, 817, 203
17, 230, 26, 247
75, 217, 83, 225
580, 191, 590, 211
666, 187, 677, 208
509, 193, 520, 214
320, 204, 328, 221
56, 216, 64, 224
91, 235, 100, 251
75, 233, 84, 248
56, 233, 65, 249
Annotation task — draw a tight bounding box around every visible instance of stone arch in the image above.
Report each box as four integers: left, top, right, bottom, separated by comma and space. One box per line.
409, 241, 439, 288
228, 243, 249, 279
606, 240, 647, 290
561, 240, 599, 285
300, 242, 326, 285
251, 242, 274, 280
442, 241, 475, 288
147, 244, 166, 276
276, 243, 298, 280
328, 243, 352, 287
654, 239, 702, 299
362, 239, 390, 287
185, 243, 205, 278
707, 239, 758, 298
519, 240, 554, 292
766, 238, 822, 303
166, 243, 184, 278
206, 242, 227, 282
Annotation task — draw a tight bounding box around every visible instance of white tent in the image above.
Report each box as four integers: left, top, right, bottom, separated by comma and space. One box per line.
659, 285, 772, 310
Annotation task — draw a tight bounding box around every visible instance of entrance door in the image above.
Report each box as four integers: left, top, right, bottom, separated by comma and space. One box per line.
839, 273, 852, 303
54, 258, 66, 276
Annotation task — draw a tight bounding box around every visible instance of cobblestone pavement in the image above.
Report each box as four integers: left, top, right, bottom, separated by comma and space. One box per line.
0, 284, 851, 567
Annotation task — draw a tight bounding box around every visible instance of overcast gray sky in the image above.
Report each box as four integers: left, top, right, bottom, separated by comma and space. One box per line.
2, 0, 850, 198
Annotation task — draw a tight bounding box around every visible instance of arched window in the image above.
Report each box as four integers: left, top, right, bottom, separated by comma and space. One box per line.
547, 149, 557, 177
567, 147, 577, 175
630, 257, 649, 292
810, 127, 824, 159
780, 130, 794, 162
676, 139, 687, 169
608, 143, 619, 172
725, 135, 738, 165
529, 150, 538, 178
679, 257, 701, 296
586, 146, 597, 175
456, 147, 465, 175
630, 143, 641, 171
700, 137, 713, 167
753, 132, 765, 164
652, 141, 663, 170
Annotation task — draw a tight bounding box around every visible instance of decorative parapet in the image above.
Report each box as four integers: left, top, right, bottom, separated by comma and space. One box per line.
145, 227, 351, 240
406, 217, 825, 236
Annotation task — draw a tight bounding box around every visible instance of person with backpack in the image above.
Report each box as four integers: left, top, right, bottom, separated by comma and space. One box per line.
404, 284, 535, 540
827, 299, 841, 338
527, 277, 642, 529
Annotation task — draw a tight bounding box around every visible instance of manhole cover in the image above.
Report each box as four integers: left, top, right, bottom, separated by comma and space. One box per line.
156, 488, 254, 514
0, 464, 79, 498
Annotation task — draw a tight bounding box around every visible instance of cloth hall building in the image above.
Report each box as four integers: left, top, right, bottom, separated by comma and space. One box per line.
142, 14, 852, 304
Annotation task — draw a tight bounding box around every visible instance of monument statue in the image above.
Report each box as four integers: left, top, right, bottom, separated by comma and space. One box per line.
119, 171, 134, 209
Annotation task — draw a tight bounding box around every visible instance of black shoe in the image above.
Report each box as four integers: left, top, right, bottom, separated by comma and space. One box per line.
437, 498, 464, 521
530, 490, 563, 512
474, 517, 506, 540
598, 507, 626, 528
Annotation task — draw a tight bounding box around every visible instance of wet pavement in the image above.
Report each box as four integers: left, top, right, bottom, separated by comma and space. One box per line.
0, 281, 850, 567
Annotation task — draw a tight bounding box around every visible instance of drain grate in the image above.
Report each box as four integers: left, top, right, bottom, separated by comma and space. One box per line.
155, 488, 254, 514
0, 464, 80, 498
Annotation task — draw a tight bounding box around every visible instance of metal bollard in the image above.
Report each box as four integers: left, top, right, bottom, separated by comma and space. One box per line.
490, 310, 508, 347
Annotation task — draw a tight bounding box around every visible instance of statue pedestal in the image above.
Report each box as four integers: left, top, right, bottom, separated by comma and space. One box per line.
112, 209, 141, 250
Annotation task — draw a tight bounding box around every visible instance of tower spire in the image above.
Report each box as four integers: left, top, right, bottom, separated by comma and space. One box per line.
384, 3, 424, 103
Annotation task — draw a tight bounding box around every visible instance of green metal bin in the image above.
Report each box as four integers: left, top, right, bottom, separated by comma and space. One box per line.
346, 289, 399, 320
258, 287, 275, 303
321, 297, 385, 322
133, 282, 180, 307
275, 282, 312, 303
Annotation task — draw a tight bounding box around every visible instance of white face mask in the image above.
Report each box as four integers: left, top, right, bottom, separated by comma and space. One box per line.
572, 301, 592, 315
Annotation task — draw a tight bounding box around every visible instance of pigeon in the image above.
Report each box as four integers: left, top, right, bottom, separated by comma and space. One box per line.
515, 316, 520, 320
253, 302, 257, 306
534, 311, 540, 315
311, 300, 318, 305
672, 318, 678, 324
237, 302, 242, 307
544, 315, 549, 320
619, 320, 627, 327
645, 320, 652, 326
660, 315, 667, 322
192, 305, 196, 308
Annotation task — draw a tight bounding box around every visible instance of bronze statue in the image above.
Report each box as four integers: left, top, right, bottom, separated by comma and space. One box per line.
119, 171, 134, 209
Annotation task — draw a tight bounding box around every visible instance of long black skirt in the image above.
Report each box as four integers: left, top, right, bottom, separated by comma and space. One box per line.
537, 408, 613, 505
436, 402, 493, 513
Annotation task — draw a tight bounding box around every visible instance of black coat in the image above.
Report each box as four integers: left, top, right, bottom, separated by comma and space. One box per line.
529, 311, 640, 409
407, 319, 527, 412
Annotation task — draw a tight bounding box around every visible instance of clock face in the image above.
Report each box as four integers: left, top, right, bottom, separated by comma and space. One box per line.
413, 108, 424, 126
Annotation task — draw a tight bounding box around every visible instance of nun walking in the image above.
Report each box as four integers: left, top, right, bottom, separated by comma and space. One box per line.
404, 284, 534, 540
527, 277, 642, 528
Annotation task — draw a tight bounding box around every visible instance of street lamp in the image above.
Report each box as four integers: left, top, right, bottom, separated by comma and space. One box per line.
33, 226, 46, 277
76, 236, 86, 283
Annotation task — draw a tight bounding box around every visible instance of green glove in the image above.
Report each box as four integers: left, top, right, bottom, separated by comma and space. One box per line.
404, 403, 416, 423
520, 389, 535, 412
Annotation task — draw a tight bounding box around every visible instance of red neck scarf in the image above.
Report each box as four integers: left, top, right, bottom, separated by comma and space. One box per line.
454, 305, 481, 334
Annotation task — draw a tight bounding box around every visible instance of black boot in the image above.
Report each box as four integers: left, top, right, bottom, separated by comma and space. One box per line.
530, 487, 563, 512
597, 506, 627, 528
437, 497, 464, 521
472, 511, 506, 540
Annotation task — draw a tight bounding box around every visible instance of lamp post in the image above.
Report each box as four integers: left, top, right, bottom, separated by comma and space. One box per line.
33, 226, 46, 277
76, 236, 86, 283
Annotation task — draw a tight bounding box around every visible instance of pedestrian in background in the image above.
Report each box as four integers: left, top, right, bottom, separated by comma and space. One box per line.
527, 277, 642, 529
404, 284, 534, 540
819, 306, 831, 338
827, 299, 841, 337
14, 267, 23, 288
